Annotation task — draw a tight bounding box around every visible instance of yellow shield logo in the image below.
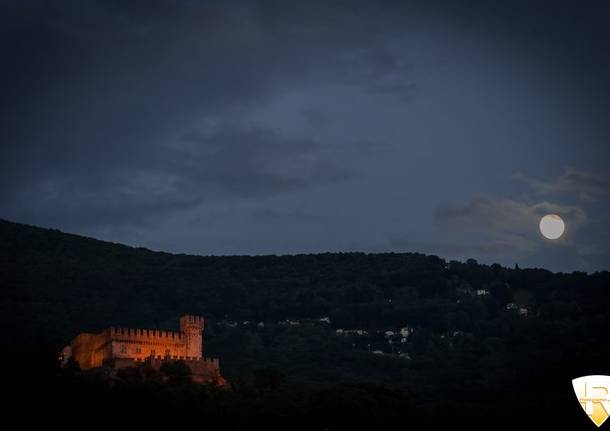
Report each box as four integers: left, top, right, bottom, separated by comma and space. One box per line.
573, 375, 610, 427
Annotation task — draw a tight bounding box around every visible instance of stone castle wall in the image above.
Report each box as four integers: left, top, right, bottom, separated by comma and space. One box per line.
70, 331, 112, 369
66, 315, 204, 370
108, 327, 189, 362
180, 315, 204, 358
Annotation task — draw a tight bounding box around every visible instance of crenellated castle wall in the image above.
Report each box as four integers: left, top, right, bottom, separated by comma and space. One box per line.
109, 327, 184, 340
64, 315, 227, 387
107, 327, 189, 361
66, 316, 205, 370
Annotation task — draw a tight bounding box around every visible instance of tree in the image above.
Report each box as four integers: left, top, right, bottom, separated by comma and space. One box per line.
160, 360, 192, 383
253, 367, 286, 392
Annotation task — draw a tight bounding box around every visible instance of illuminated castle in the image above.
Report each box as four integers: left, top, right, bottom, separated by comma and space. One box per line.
62, 315, 226, 386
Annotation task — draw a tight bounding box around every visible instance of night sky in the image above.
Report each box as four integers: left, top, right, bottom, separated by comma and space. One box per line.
2, 0, 609, 272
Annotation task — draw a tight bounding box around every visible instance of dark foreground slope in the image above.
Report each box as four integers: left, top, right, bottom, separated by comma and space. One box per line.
1, 219, 609, 429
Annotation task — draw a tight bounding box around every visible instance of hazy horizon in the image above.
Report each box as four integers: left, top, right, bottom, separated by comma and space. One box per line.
4, 217, 606, 275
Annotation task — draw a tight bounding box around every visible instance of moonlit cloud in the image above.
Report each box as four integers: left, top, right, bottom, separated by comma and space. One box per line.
513, 169, 610, 201
435, 197, 587, 233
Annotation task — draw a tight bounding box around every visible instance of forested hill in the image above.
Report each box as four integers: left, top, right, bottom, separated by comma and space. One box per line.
1, 218, 609, 391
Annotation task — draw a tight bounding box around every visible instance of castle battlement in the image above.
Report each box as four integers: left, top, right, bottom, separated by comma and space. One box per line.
62, 315, 226, 386
135, 355, 219, 363
109, 327, 184, 340
63, 315, 210, 370
180, 315, 204, 326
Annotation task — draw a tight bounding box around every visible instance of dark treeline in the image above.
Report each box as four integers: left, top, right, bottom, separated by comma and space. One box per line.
1, 219, 609, 429
6, 348, 596, 430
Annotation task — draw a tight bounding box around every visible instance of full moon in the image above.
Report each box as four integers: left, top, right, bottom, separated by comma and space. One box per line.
539, 214, 565, 240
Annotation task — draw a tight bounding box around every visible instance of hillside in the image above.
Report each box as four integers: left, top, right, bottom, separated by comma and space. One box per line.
1, 219, 609, 415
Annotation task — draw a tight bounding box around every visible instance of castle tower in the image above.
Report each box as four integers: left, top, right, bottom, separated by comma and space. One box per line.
180, 315, 204, 358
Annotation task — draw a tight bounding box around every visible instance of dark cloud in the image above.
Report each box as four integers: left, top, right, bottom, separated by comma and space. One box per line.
1, 1, 376, 228
513, 169, 610, 201
2, 122, 357, 229
301, 109, 332, 128
1, 0, 610, 271
366, 80, 417, 101
250, 208, 320, 223
178, 125, 358, 196
3, 173, 203, 230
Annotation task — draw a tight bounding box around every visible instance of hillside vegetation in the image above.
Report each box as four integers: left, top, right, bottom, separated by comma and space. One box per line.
1, 219, 608, 429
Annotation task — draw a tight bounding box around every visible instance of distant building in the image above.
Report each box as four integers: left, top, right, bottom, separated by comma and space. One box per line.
279, 319, 301, 326
476, 289, 489, 296
506, 303, 529, 317
335, 329, 368, 336
399, 327, 413, 337
61, 315, 227, 386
